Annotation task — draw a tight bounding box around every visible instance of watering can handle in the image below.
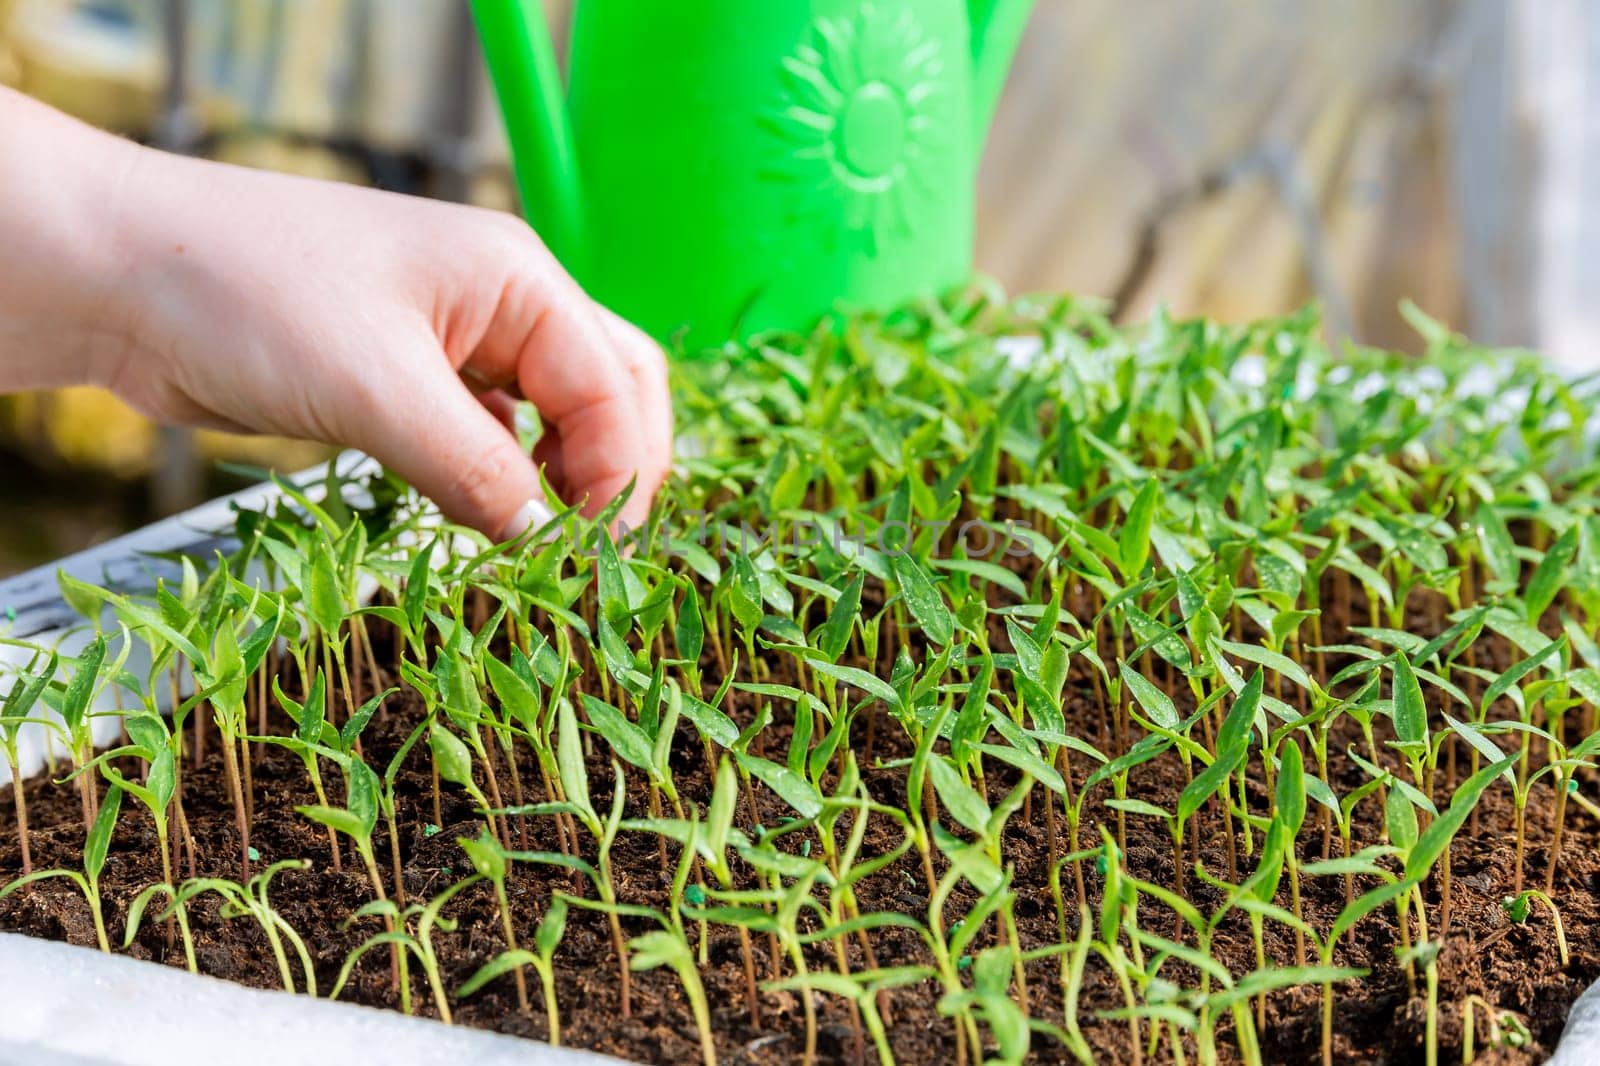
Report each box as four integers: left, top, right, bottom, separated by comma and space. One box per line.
471, 0, 587, 279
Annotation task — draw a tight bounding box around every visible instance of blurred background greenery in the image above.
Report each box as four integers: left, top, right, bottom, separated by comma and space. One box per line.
1, 0, 1593, 575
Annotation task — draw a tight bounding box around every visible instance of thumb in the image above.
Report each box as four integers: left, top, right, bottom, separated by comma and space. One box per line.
345, 346, 542, 540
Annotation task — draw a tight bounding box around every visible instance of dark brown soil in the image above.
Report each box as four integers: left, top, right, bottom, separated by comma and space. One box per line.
1, 576, 1596, 1065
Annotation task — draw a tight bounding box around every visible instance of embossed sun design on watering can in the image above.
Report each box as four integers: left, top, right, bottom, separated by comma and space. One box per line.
472, 0, 1033, 349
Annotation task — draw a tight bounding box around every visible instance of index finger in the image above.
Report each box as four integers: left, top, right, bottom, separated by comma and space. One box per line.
467, 242, 671, 530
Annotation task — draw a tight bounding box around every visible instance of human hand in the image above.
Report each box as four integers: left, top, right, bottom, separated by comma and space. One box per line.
0, 89, 671, 539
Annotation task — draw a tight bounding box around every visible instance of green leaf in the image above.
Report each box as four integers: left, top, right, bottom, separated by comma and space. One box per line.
885, 477, 912, 542
1120, 664, 1179, 730
1330, 879, 1414, 944
627, 929, 693, 975
787, 694, 813, 777
971, 945, 1016, 998
84, 784, 122, 884
1301, 848, 1399, 879
738, 753, 824, 820
636, 659, 662, 742
596, 529, 639, 619
437, 648, 483, 729
815, 573, 863, 664
1119, 478, 1160, 578
1125, 604, 1192, 670
580, 694, 654, 772
975, 742, 1064, 795
121, 882, 175, 948
769, 448, 811, 512
1215, 966, 1366, 1010
340, 689, 390, 753
57, 570, 109, 624
889, 554, 954, 646
0, 868, 86, 902
209, 620, 246, 715
306, 538, 344, 636
970, 420, 1001, 497
1216, 669, 1264, 755
1106, 797, 1171, 821
1484, 607, 1550, 657
1443, 714, 1515, 786
238, 605, 283, 675
680, 693, 739, 749
928, 757, 992, 835
700, 757, 739, 871
932, 558, 1027, 600
1482, 637, 1565, 711
403, 539, 435, 636
485, 656, 539, 732
146, 747, 176, 813
1006, 619, 1043, 682
1216, 639, 1312, 692
114, 600, 204, 668
728, 553, 764, 636
299, 670, 327, 746
1346, 749, 1435, 815
1012, 676, 1063, 736
346, 759, 380, 838
1525, 524, 1577, 623
1403, 754, 1515, 883
800, 655, 902, 712
1390, 654, 1428, 753
458, 949, 538, 999
1085, 734, 1172, 796
1178, 742, 1241, 824
675, 584, 704, 666
1390, 520, 1449, 576
1474, 505, 1517, 586
1148, 522, 1197, 574
458, 832, 507, 882
595, 615, 646, 695
1385, 788, 1418, 855
298, 804, 367, 843
975, 991, 1031, 1063
2, 655, 56, 723
429, 725, 477, 791
535, 895, 569, 957
156, 585, 192, 639
951, 659, 994, 762
556, 699, 593, 824
1577, 514, 1600, 596
59, 635, 106, 733
519, 636, 563, 690
1274, 737, 1306, 838
1249, 821, 1288, 903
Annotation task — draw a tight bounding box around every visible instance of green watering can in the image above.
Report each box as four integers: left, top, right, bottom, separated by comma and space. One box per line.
471, 0, 1033, 349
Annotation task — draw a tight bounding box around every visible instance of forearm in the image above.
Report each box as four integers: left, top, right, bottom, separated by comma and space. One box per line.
0, 87, 145, 393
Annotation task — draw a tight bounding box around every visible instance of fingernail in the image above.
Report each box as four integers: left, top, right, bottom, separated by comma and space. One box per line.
499, 497, 557, 542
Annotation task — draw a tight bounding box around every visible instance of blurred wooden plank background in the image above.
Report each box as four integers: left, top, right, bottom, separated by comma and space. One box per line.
980, 0, 1470, 350
0, 0, 1557, 349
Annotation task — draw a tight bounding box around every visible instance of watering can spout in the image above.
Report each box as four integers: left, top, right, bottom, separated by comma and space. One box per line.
470, 0, 587, 278
967, 0, 1033, 143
